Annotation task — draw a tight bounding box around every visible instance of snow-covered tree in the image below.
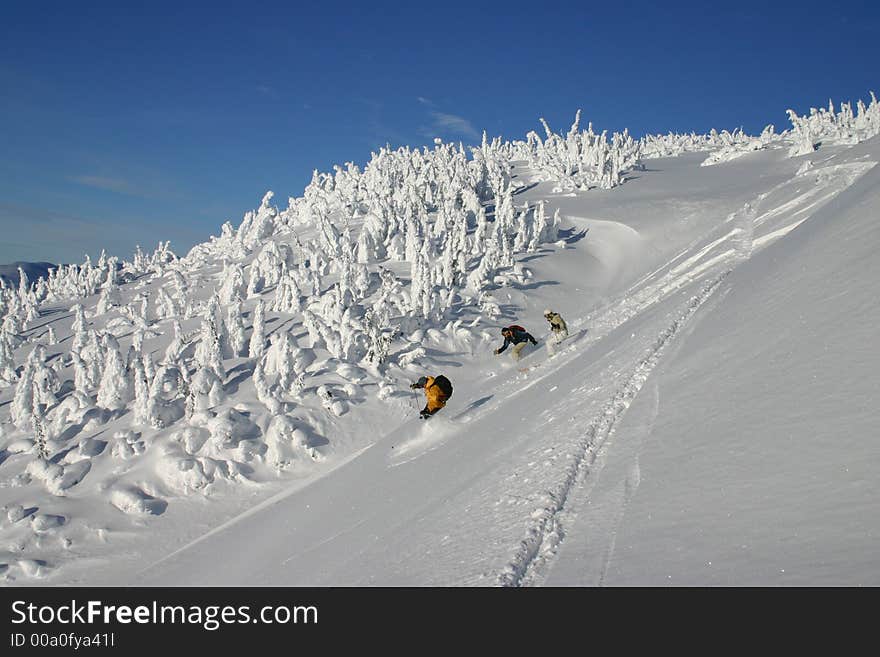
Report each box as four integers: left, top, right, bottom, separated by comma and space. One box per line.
189, 367, 226, 413
218, 262, 245, 305
12, 345, 58, 430
248, 300, 266, 360
0, 327, 18, 386
132, 355, 151, 426
253, 357, 282, 415
224, 300, 246, 358
194, 296, 224, 379
97, 334, 131, 411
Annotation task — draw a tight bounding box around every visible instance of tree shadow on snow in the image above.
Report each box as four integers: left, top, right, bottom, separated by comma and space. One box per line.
54, 410, 112, 446
225, 364, 256, 395
297, 424, 329, 449
518, 248, 555, 263
512, 182, 539, 196
25, 312, 71, 334
559, 227, 589, 244
512, 280, 560, 291
140, 492, 169, 515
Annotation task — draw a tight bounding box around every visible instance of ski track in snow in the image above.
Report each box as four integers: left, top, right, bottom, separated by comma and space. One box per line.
495, 158, 877, 586
497, 272, 729, 587
594, 380, 655, 587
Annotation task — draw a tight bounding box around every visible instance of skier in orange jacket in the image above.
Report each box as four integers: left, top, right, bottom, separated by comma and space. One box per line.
409, 375, 454, 419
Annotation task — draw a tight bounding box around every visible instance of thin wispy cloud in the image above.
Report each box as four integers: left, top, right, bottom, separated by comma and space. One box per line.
427, 111, 479, 140
415, 96, 479, 140
69, 175, 143, 196
0, 201, 96, 226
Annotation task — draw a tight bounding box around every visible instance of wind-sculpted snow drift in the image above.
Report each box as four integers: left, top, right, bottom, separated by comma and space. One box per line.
0, 95, 877, 584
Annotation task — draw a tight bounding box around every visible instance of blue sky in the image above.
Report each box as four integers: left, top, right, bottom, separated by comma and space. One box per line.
2, 0, 878, 264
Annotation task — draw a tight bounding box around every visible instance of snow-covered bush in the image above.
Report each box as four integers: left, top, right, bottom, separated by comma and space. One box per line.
515, 110, 641, 191
786, 93, 880, 157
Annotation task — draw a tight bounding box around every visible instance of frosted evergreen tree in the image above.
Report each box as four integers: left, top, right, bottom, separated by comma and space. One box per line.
2, 303, 23, 342
16, 267, 39, 325
386, 233, 406, 261
364, 307, 391, 366
132, 355, 151, 426
164, 320, 186, 365
336, 250, 355, 307
0, 328, 18, 385
32, 392, 50, 461
131, 325, 146, 356
224, 299, 246, 358
97, 334, 131, 411
96, 269, 120, 315
12, 345, 58, 430
147, 365, 179, 429
71, 351, 90, 395
170, 269, 190, 318
353, 262, 372, 300
154, 286, 178, 320
219, 262, 245, 305
787, 108, 818, 157
339, 305, 367, 362
248, 299, 266, 360
17, 267, 29, 300
194, 295, 224, 379
529, 201, 548, 251
138, 292, 150, 326
356, 224, 380, 264
70, 304, 89, 355
82, 330, 104, 392
513, 204, 531, 252
471, 206, 488, 256
11, 353, 36, 430
144, 351, 156, 384
253, 357, 282, 415
308, 260, 322, 297
264, 332, 298, 394
272, 263, 301, 314
189, 367, 226, 413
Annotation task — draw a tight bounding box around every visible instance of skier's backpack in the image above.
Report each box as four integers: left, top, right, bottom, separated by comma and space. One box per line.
507, 325, 526, 334
433, 375, 453, 399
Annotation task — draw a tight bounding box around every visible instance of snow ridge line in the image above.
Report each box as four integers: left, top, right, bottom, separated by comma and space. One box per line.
497, 271, 730, 587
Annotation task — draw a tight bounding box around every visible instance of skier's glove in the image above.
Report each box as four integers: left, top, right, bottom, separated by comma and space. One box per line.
494, 349, 500, 355
409, 383, 419, 389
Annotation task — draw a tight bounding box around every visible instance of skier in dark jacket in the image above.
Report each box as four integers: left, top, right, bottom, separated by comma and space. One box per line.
494, 325, 538, 361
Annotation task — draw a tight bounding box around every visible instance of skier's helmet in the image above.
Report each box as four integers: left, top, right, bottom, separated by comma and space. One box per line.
544, 309, 553, 317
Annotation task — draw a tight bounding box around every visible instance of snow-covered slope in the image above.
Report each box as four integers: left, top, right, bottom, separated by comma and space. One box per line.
552, 140, 880, 586
1, 100, 878, 586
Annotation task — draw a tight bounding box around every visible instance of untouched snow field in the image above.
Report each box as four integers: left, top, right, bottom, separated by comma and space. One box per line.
1, 102, 879, 586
